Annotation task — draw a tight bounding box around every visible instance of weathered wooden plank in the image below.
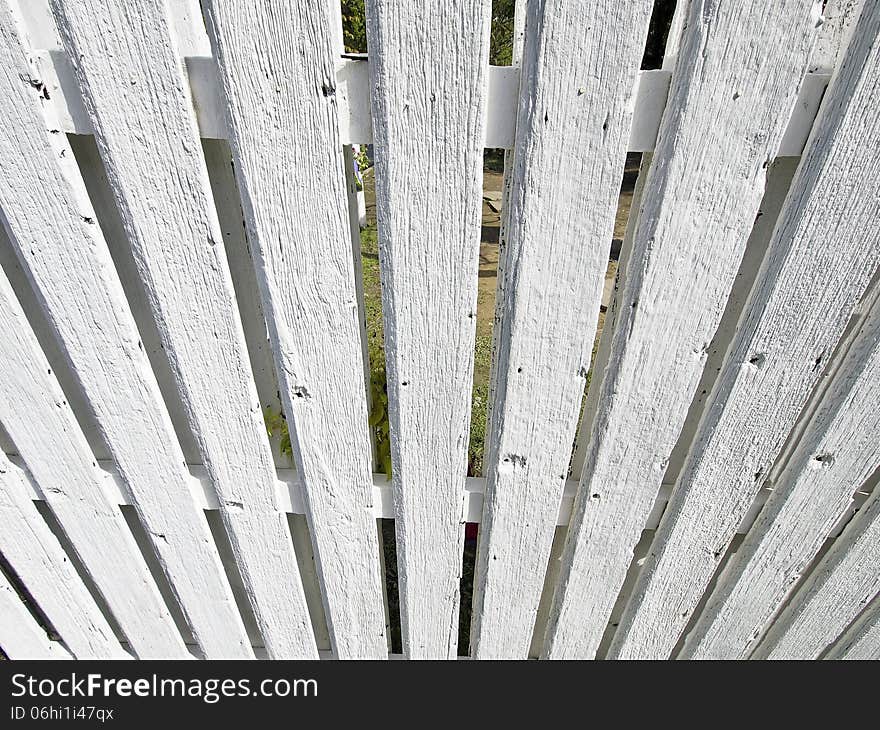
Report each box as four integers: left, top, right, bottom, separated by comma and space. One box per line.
828, 596, 880, 660
364, 0, 491, 658
0, 266, 187, 658
51, 0, 316, 658
0, 451, 126, 658
200, 0, 386, 659
0, 567, 70, 660
471, 0, 654, 659
0, 1, 252, 659
611, 4, 880, 660
682, 288, 880, 659
543, 0, 820, 659
756, 487, 880, 659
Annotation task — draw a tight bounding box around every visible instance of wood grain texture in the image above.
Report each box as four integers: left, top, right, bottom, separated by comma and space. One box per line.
0, 1, 251, 658
0, 451, 126, 658
543, 0, 820, 660
201, 0, 386, 659
0, 567, 70, 659
0, 265, 187, 658
470, 0, 654, 659
611, 4, 880, 659
682, 289, 880, 659
364, 0, 491, 658
828, 597, 880, 659
51, 0, 316, 658
756, 487, 880, 659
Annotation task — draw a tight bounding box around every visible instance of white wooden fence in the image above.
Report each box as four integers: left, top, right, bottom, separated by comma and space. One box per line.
0, 0, 878, 660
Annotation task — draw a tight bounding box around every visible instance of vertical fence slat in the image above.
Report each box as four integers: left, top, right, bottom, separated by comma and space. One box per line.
611, 6, 880, 660
470, 0, 654, 659
200, 0, 386, 659
682, 287, 880, 659
0, 567, 70, 659
755, 487, 880, 659
50, 0, 316, 658
544, 0, 820, 659
0, 1, 252, 658
0, 266, 187, 658
364, 0, 492, 658
0, 452, 126, 658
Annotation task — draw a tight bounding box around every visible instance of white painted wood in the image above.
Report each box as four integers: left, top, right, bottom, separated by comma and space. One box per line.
543, 0, 821, 660
682, 287, 880, 659
0, 568, 70, 659
0, 1, 252, 659
50, 0, 316, 658
611, 4, 880, 660
0, 266, 187, 658
0, 451, 126, 658
828, 596, 880, 660
471, 0, 654, 660
811, 0, 866, 73
200, 0, 386, 659
757, 487, 880, 660
364, 0, 491, 658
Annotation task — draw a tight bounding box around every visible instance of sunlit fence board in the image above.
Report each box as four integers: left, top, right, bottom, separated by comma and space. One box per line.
756, 487, 880, 659
201, 0, 386, 659
543, 0, 821, 659
0, 1, 251, 659
683, 288, 880, 659
51, 0, 316, 658
0, 266, 186, 658
0, 567, 70, 660
470, 0, 654, 660
612, 6, 880, 659
365, 0, 491, 658
828, 598, 880, 660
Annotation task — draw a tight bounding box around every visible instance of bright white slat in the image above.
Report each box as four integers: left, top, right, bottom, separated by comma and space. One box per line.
543, 0, 820, 660
470, 0, 654, 659
0, 266, 187, 658
200, 0, 386, 659
0, 2, 252, 659
0, 568, 69, 659
828, 597, 880, 660
0, 451, 126, 658
611, 5, 880, 660
51, 0, 316, 658
756, 488, 880, 659
682, 288, 880, 659
364, 0, 491, 658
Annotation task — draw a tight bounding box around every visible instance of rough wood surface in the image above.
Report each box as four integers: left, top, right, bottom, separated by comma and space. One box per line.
0, 451, 126, 658
828, 597, 880, 659
0, 1, 251, 658
0, 266, 186, 658
0, 567, 70, 659
544, 0, 820, 659
51, 0, 316, 658
682, 288, 880, 659
365, 0, 491, 658
201, 0, 386, 659
471, 0, 654, 659
756, 487, 880, 659
611, 5, 880, 659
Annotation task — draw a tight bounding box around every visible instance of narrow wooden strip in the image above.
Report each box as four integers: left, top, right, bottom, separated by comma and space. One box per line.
0, 2, 252, 659
0, 267, 187, 658
683, 289, 880, 659
611, 5, 880, 660
51, 0, 316, 658
757, 488, 880, 659
828, 596, 880, 660
471, 0, 654, 659
364, 0, 491, 658
200, 0, 386, 659
544, 0, 820, 660
0, 567, 69, 660
0, 452, 126, 658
